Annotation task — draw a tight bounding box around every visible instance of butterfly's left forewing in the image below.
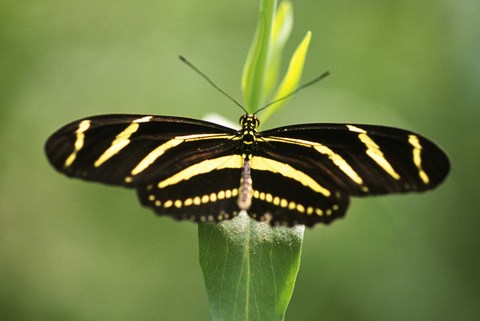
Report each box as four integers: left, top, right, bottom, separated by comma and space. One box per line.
45, 114, 239, 185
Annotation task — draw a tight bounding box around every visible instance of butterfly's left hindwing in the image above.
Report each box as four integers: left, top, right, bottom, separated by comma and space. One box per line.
138, 165, 243, 223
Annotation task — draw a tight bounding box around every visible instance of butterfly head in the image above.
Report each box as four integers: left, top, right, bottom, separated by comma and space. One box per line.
239, 114, 260, 130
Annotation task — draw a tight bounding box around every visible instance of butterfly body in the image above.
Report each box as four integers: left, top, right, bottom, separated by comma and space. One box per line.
45, 113, 449, 227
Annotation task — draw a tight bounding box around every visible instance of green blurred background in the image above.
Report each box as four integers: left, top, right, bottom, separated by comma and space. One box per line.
1, 0, 479, 320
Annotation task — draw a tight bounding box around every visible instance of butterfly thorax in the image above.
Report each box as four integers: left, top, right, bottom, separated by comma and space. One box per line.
239, 114, 260, 155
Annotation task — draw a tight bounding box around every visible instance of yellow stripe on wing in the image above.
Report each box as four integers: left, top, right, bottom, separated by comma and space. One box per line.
265, 136, 365, 186
64, 120, 91, 167
250, 156, 331, 197
347, 125, 401, 180
408, 134, 430, 184
157, 155, 244, 188
94, 116, 152, 168
124, 133, 237, 183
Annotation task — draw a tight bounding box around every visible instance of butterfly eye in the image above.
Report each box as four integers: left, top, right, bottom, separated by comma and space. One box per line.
239, 115, 246, 126
255, 117, 260, 128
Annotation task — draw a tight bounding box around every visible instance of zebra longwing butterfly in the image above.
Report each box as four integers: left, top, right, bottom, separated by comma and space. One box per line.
45, 112, 449, 227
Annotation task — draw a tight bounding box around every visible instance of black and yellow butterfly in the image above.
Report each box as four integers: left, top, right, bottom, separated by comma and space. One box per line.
45, 111, 449, 227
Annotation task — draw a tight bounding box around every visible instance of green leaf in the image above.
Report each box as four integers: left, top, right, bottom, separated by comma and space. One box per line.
260, 31, 311, 124
264, 1, 293, 99
241, 0, 277, 112
199, 212, 304, 321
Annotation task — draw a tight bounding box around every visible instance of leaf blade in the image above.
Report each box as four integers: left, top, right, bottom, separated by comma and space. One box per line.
199, 212, 304, 321
260, 31, 312, 123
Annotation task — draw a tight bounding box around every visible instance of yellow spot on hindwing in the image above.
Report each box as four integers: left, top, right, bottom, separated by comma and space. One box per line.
288, 201, 296, 210
249, 188, 331, 216
201, 195, 209, 203
296, 204, 305, 213
273, 196, 280, 205
265, 193, 273, 202
210, 193, 217, 202
408, 134, 430, 184
347, 125, 401, 180
64, 120, 91, 167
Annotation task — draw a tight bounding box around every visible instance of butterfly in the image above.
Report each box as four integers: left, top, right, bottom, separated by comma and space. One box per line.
45, 112, 449, 227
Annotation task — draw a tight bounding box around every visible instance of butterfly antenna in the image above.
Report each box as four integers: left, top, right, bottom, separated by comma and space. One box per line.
179, 55, 248, 114
254, 71, 330, 115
